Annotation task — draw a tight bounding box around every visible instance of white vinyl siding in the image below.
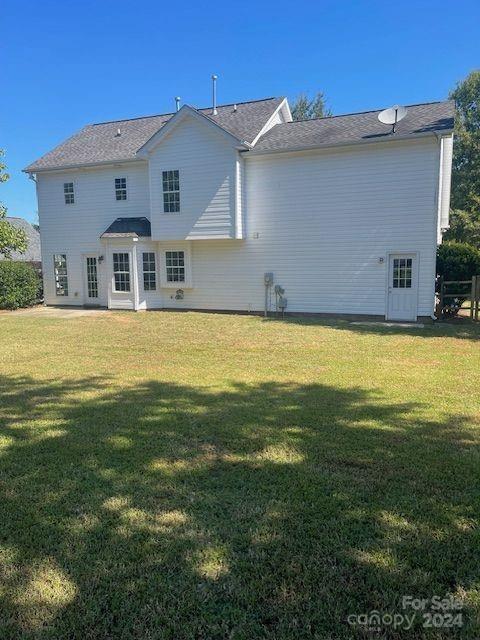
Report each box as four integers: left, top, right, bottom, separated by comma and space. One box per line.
149, 116, 238, 240
151, 138, 440, 316
37, 163, 149, 306
36, 135, 443, 317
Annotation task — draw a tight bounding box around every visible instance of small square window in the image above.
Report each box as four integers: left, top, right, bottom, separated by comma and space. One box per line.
115, 177, 127, 201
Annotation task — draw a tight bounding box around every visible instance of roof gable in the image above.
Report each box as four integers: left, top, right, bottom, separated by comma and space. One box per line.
137, 105, 250, 156
25, 97, 284, 172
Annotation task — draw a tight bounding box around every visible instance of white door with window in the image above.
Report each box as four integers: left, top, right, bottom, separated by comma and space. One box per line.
83, 255, 99, 304
387, 254, 418, 321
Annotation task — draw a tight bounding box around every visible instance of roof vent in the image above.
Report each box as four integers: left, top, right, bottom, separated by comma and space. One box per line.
211, 74, 218, 116
233, 104, 237, 113
115, 128, 121, 137
175, 97, 181, 112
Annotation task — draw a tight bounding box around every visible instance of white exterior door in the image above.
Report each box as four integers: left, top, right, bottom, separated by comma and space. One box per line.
387, 254, 418, 321
83, 255, 99, 304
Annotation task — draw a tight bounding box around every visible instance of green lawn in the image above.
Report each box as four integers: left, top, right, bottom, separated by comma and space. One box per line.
0, 311, 479, 639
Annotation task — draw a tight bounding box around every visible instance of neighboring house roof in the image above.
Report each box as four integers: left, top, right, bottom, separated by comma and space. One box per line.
252, 101, 455, 153
1, 217, 41, 262
25, 98, 284, 172
101, 217, 151, 238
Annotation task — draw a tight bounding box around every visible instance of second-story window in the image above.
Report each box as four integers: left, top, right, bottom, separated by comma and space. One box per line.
162, 170, 180, 213
115, 177, 127, 201
64, 182, 74, 204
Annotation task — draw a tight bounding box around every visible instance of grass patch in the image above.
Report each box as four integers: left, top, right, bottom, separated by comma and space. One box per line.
0, 311, 479, 638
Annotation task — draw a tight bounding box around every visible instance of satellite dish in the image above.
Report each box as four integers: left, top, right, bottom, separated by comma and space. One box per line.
378, 105, 408, 133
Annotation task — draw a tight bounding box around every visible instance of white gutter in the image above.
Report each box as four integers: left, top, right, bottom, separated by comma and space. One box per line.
23, 156, 146, 175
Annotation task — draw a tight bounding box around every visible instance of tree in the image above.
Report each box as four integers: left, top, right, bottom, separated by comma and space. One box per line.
0, 150, 27, 258
437, 241, 480, 282
445, 71, 480, 247
291, 92, 331, 121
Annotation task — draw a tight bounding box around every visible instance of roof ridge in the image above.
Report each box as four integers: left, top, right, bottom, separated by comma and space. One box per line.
286, 100, 453, 125
92, 97, 280, 127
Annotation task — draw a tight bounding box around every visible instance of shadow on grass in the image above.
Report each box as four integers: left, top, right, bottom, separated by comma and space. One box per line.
273, 315, 480, 341
0, 375, 479, 638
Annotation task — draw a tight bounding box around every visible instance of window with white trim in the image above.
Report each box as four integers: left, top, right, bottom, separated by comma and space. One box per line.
143, 252, 156, 291
392, 258, 413, 289
113, 252, 130, 292
165, 251, 185, 282
115, 177, 127, 201
162, 170, 180, 212
64, 182, 74, 204
53, 254, 68, 296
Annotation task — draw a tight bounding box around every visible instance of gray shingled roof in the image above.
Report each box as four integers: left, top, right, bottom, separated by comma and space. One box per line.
0, 218, 41, 262
101, 217, 151, 238
253, 101, 454, 153
25, 98, 284, 172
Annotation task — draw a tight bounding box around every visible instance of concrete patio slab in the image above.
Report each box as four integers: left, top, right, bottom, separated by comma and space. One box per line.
1, 306, 110, 319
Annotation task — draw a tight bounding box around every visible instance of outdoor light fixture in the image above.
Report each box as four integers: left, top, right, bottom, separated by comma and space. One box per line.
98, 255, 104, 263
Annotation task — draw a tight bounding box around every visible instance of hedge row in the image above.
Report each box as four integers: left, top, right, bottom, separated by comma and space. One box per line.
0, 261, 41, 310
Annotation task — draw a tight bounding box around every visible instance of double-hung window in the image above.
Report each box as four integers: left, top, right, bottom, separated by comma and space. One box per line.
165, 251, 185, 282
113, 252, 130, 292
143, 252, 156, 291
162, 170, 180, 212
53, 254, 68, 296
115, 177, 127, 201
64, 182, 74, 204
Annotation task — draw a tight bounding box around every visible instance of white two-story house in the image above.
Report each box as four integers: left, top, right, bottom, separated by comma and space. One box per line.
25, 95, 454, 321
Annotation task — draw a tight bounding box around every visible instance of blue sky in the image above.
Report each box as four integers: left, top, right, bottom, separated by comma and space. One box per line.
2, 0, 479, 223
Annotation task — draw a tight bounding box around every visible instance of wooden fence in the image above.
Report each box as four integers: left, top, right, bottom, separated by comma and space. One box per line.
437, 275, 480, 320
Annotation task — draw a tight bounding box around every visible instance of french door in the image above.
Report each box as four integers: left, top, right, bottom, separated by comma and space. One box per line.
84, 255, 99, 302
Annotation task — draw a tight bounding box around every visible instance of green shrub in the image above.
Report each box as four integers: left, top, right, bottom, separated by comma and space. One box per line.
436, 242, 480, 317
0, 261, 40, 310
437, 241, 480, 281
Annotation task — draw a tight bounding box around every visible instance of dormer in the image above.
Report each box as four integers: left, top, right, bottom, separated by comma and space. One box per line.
137, 98, 290, 241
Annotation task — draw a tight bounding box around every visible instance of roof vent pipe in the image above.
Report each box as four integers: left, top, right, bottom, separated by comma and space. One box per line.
175, 97, 181, 112
211, 74, 218, 115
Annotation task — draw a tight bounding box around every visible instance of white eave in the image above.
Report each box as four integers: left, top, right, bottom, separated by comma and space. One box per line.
23, 156, 146, 175
136, 104, 251, 157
